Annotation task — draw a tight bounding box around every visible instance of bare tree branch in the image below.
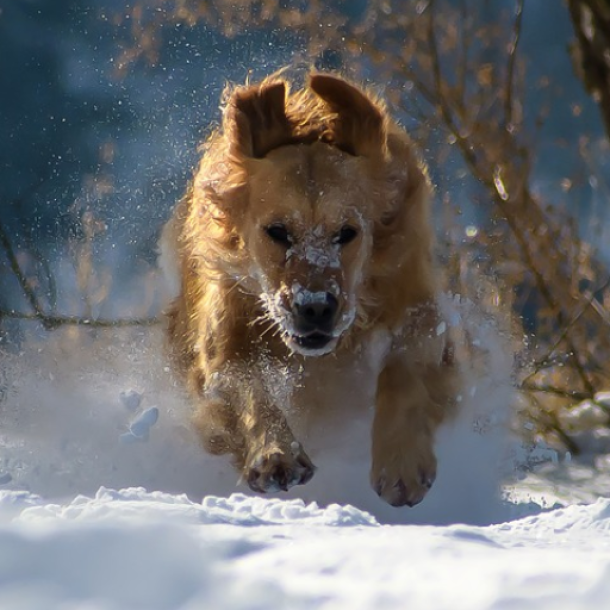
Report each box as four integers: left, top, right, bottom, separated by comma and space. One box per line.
523, 275, 610, 384
1, 213, 160, 332
0, 220, 46, 319
505, 0, 524, 127
0, 309, 160, 329
568, 0, 610, 139
520, 381, 592, 402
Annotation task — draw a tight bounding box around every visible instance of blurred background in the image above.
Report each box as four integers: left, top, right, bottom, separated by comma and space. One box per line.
2, 0, 610, 454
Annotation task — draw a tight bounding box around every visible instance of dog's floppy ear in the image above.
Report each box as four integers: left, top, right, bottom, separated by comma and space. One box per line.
309, 74, 387, 157
224, 80, 293, 159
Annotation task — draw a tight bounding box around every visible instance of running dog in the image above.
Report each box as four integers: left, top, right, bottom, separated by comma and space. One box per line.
161, 73, 459, 507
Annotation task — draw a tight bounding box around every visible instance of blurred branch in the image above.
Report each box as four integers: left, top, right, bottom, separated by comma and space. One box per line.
0, 219, 46, 319
505, 0, 524, 127
568, 0, 610, 139
0, 309, 160, 328
427, 1, 443, 99
415, 3, 594, 395
458, 0, 469, 103
520, 381, 591, 402
523, 275, 610, 384
535, 402, 582, 456
0, 217, 160, 331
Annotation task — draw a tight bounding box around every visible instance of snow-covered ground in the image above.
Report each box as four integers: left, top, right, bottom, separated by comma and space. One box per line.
1, 487, 610, 610
1, 301, 609, 609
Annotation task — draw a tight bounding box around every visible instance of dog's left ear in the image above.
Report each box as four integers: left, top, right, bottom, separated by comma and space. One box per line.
309, 74, 387, 157
224, 80, 293, 159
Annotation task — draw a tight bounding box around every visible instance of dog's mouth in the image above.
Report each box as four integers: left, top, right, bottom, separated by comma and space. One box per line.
288, 331, 336, 355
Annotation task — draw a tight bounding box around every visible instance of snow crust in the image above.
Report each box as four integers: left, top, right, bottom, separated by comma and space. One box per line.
1, 488, 610, 609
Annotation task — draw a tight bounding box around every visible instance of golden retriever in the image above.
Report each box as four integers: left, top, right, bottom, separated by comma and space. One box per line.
161, 72, 460, 507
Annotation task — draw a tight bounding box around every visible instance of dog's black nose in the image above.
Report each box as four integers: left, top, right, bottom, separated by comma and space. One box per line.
293, 292, 338, 334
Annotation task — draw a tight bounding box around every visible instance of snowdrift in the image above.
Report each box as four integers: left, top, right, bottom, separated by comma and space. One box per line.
1, 488, 610, 609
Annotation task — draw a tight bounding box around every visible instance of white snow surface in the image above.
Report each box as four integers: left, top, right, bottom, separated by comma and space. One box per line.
1, 297, 609, 609
2, 488, 610, 609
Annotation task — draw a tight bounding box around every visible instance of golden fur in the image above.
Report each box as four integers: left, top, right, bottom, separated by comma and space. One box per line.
162, 73, 460, 507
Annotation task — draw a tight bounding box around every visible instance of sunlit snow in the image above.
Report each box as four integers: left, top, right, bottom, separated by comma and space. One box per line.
0, 297, 607, 609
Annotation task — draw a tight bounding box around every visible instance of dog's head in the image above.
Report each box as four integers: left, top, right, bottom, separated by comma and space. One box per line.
201, 74, 427, 356
244, 140, 373, 355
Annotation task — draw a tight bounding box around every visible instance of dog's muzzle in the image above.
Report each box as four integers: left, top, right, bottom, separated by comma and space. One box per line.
291, 291, 338, 352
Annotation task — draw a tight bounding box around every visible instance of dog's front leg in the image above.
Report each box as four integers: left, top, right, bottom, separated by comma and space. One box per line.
193, 365, 315, 493
370, 352, 457, 507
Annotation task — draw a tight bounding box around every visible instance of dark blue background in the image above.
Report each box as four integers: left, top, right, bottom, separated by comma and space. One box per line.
0, 0, 607, 325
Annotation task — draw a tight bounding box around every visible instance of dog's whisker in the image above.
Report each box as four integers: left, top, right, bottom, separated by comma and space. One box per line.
247, 314, 271, 328
226, 277, 257, 298
273, 325, 287, 340
258, 320, 279, 340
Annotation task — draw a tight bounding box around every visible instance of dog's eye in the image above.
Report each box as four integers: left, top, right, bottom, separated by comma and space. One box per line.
265, 224, 292, 246
333, 226, 358, 246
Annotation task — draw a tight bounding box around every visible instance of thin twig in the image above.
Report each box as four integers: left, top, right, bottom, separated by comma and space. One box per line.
543, 407, 581, 455
457, 0, 469, 105
504, 0, 524, 127
522, 275, 610, 384
427, 0, 443, 98
521, 381, 592, 402
1, 203, 160, 331
1, 309, 160, 329
568, 0, 610, 138
0, 220, 46, 318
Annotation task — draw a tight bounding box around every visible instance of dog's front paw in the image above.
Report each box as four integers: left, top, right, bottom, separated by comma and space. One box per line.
246, 444, 315, 493
370, 444, 437, 508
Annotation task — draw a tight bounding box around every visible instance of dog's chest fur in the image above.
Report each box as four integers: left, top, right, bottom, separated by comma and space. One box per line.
277, 328, 393, 436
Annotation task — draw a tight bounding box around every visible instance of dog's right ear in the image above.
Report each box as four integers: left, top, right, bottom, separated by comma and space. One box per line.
309, 74, 387, 158
224, 80, 293, 159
